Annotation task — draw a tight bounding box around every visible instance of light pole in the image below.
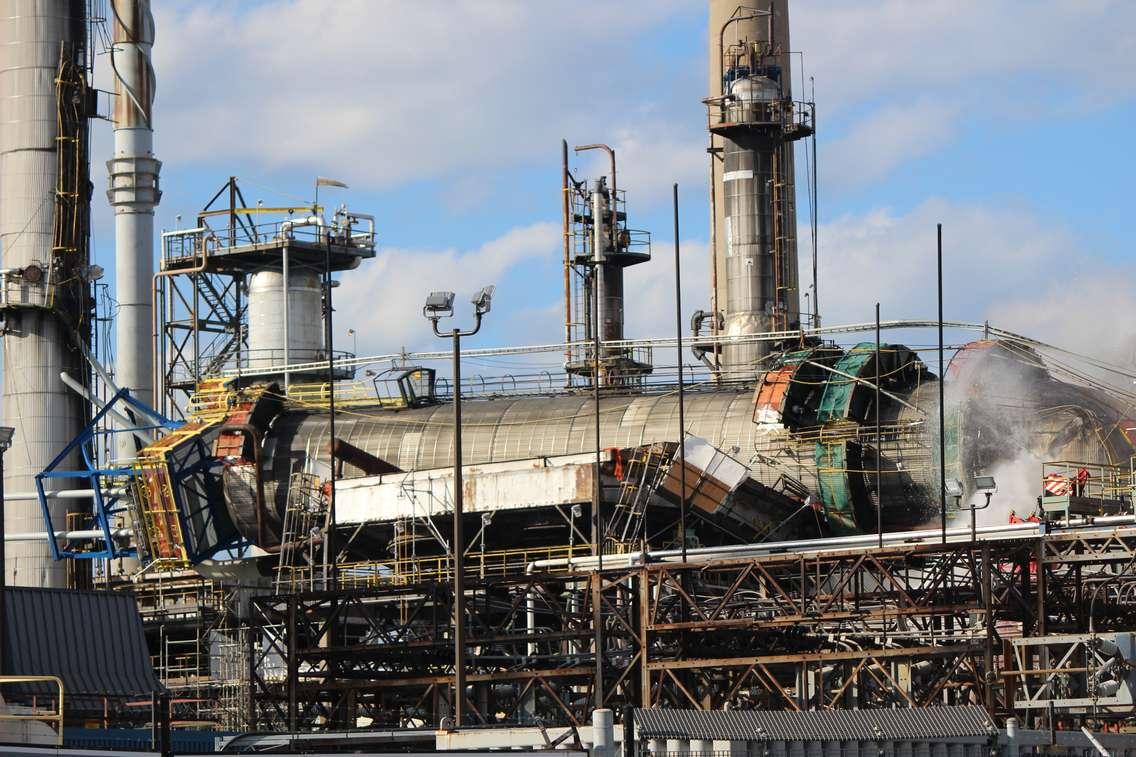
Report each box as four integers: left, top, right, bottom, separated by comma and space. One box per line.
0, 425, 14, 676
347, 328, 357, 356
423, 285, 494, 727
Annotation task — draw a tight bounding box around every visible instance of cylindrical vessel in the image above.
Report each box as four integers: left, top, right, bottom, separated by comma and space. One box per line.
0, 0, 88, 587
708, 0, 798, 377
721, 84, 777, 374
247, 270, 324, 370
107, 0, 160, 463
591, 182, 624, 351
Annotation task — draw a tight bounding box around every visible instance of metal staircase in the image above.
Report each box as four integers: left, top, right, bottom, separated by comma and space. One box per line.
608, 442, 675, 548
131, 378, 233, 570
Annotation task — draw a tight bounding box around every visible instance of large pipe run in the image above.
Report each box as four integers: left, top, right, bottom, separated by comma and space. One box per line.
107, 0, 160, 460
0, 0, 90, 587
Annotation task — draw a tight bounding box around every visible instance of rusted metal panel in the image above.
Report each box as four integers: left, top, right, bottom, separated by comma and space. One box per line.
752, 364, 794, 424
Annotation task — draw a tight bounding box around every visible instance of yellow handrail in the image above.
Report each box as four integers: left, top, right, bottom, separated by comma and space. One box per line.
0, 675, 64, 746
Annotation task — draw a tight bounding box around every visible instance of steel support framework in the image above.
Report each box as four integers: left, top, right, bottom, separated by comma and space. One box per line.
248, 527, 1136, 730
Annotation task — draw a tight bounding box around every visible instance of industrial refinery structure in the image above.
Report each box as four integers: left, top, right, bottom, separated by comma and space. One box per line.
2, 0, 1136, 753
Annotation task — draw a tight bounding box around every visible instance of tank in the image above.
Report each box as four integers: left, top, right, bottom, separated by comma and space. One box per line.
247, 269, 324, 371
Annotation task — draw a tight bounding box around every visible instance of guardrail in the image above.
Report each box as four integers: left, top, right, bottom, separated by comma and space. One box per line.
0, 676, 64, 746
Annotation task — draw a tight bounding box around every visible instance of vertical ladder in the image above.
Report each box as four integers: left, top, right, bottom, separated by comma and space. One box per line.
274, 472, 328, 593
609, 443, 675, 548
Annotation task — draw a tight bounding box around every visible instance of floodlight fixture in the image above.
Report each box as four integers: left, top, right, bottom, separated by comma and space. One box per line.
471, 285, 495, 316
973, 475, 997, 511
973, 475, 997, 494
945, 479, 964, 498
423, 291, 455, 319
0, 426, 13, 451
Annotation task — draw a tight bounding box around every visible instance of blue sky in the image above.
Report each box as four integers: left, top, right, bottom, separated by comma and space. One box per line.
85, 0, 1136, 374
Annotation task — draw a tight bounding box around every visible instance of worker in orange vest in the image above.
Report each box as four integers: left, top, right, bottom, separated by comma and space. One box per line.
1075, 467, 1090, 496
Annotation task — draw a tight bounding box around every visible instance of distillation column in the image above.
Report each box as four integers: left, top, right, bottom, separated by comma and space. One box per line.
707, 0, 804, 377
563, 150, 651, 387
0, 0, 90, 587
590, 180, 624, 361
107, 0, 160, 459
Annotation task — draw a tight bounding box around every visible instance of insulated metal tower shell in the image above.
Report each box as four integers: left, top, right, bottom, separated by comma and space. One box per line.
590, 182, 624, 351
247, 269, 325, 371
707, 0, 799, 375
107, 0, 160, 462
0, 0, 88, 587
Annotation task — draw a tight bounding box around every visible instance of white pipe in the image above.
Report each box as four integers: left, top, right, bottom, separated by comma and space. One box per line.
280, 215, 325, 240
344, 211, 375, 244
60, 371, 152, 445
527, 515, 1136, 573
3, 489, 127, 502
1081, 726, 1111, 757
5, 528, 133, 543
160, 226, 207, 242
283, 241, 290, 389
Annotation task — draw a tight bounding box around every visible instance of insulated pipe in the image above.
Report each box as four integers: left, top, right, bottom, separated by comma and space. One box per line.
283, 241, 290, 388
526, 515, 1136, 574
3, 489, 127, 503
341, 211, 374, 245
573, 144, 617, 247
4, 528, 132, 542
59, 371, 152, 447
108, 0, 161, 463
280, 215, 325, 240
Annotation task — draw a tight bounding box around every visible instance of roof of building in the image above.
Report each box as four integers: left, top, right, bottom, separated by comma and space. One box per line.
2, 586, 161, 697
633, 706, 997, 743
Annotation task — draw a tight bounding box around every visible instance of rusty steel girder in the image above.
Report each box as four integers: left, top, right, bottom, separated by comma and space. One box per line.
246, 528, 1136, 731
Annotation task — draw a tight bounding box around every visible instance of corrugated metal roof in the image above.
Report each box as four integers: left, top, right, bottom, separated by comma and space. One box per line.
634, 706, 997, 742
2, 587, 162, 696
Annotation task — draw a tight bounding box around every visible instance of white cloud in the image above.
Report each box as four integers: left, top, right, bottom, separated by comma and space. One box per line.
148, 1, 691, 189
623, 239, 711, 341
137, 0, 1136, 205
821, 99, 960, 189
335, 221, 560, 356
990, 272, 1136, 368
793, 0, 1136, 189
576, 120, 707, 209
795, 0, 1136, 116
815, 198, 1136, 364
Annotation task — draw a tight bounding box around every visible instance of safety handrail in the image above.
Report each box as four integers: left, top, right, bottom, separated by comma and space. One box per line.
0, 675, 64, 746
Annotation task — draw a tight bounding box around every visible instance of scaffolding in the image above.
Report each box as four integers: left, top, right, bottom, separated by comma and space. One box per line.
248, 522, 1136, 731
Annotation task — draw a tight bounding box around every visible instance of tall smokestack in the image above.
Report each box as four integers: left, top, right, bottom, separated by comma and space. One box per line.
707, 0, 807, 377
0, 0, 91, 587
107, 0, 160, 456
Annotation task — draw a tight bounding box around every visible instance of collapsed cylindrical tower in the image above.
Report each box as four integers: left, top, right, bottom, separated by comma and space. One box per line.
107, 0, 161, 460
0, 0, 91, 587
707, 1, 810, 378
